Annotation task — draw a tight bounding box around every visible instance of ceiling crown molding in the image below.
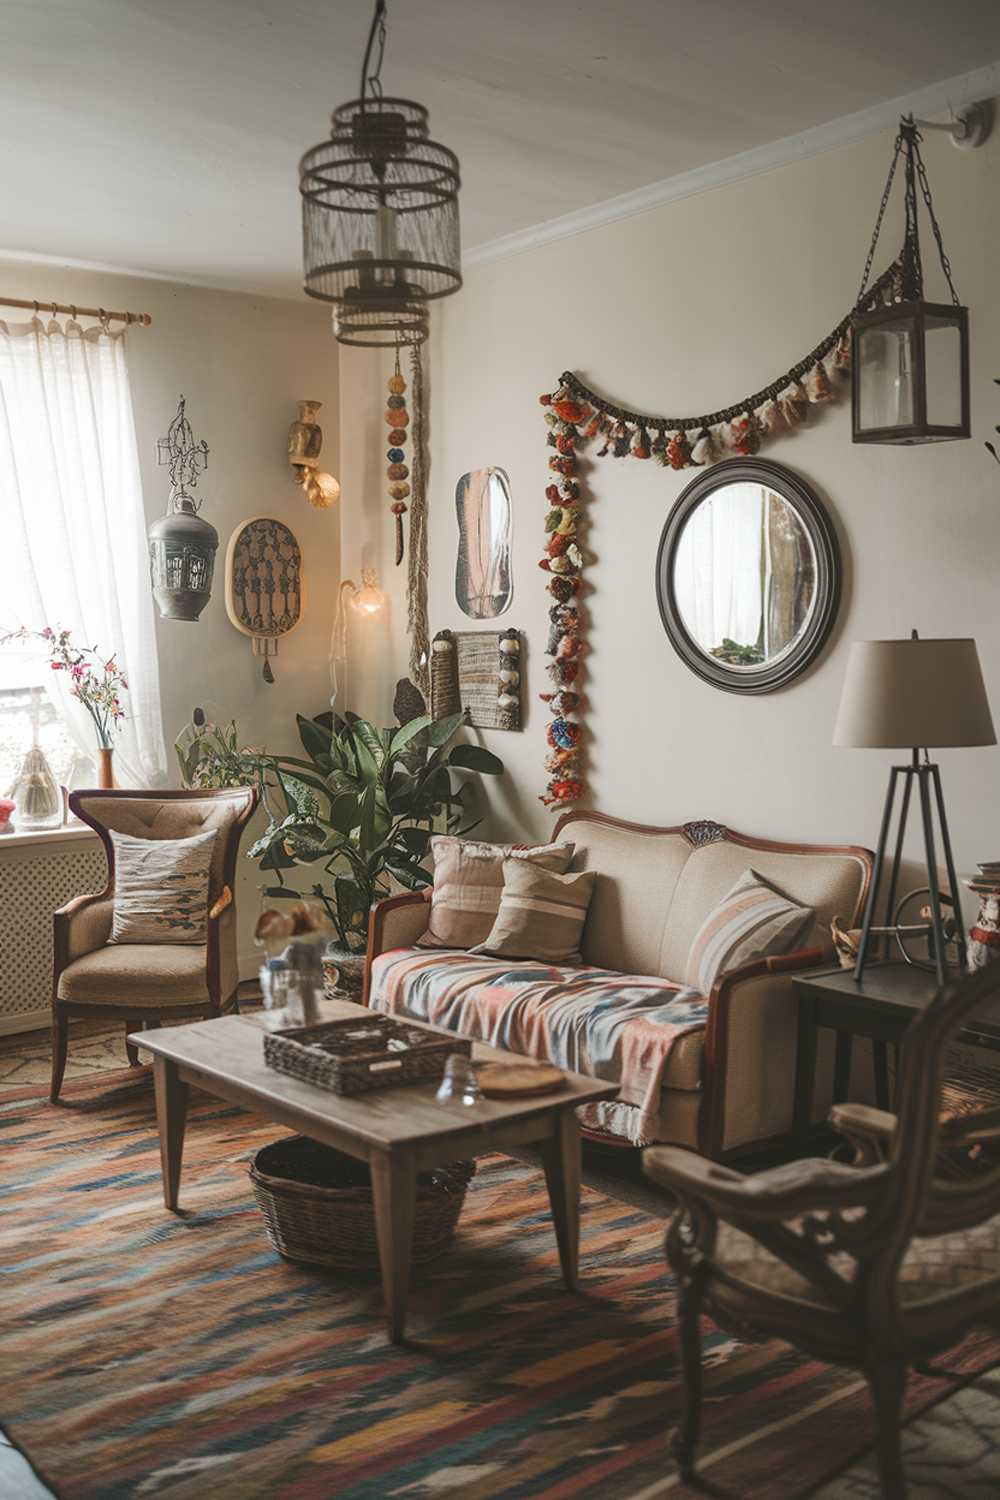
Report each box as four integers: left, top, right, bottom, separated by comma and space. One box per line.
464, 60, 1000, 268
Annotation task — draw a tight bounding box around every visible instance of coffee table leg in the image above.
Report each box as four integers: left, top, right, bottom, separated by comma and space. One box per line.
153, 1054, 189, 1210
541, 1108, 581, 1292
371, 1151, 417, 1343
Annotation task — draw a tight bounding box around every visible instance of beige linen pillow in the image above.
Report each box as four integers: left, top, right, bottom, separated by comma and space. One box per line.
684, 868, 814, 995
417, 836, 575, 950
472, 860, 596, 964
109, 828, 217, 945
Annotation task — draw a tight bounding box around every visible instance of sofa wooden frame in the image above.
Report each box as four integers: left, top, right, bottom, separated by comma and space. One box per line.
365, 811, 874, 1160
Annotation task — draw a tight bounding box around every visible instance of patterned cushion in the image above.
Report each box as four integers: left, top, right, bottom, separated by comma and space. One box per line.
715, 1215, 1000, 1308
417, 836, 574, 950
684, 868, 814, 994
472, 861, 596, 964
109, 829, 217, 945
369, 947, 709, 1137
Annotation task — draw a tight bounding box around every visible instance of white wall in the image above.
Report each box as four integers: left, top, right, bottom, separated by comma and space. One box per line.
0, 261, 341, 971
349, 116, 1000, 917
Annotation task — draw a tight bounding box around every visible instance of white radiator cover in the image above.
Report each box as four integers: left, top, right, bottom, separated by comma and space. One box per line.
0, 830, 107, 1034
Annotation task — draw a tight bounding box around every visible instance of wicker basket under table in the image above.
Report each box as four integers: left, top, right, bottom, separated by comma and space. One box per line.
263, 1013, 471, 1096
250, 1136, 475, 1269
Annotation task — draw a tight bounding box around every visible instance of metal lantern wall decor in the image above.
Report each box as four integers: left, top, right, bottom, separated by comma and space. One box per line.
148, 396, 218, 621
852, 117, 971, 445
298, 0, 461, 349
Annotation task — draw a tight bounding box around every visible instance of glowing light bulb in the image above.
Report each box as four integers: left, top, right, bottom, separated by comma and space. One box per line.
350, 567, 384, 616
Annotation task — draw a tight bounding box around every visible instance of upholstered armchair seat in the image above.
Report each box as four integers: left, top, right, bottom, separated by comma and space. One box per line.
50, 788, 257, 1101
57, 944, 210, 1004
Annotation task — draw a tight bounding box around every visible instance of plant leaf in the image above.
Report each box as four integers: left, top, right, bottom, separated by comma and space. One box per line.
350, 718, 385, 771
296, 714, 333, 769
448, 743, 504, 775
389, 714, 432, 757
426, 712, 465, 748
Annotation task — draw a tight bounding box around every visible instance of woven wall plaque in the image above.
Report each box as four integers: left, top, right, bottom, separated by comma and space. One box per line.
430, 629, 522, 731
224, 516, 303, 682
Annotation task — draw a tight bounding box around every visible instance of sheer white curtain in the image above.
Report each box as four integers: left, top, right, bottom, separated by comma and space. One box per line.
0, 315, 167, 784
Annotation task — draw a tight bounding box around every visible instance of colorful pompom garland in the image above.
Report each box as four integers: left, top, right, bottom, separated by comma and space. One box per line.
538, 389, 590, 808
386, 359, 410, 565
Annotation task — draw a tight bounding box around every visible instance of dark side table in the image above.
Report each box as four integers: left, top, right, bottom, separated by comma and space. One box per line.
791, 962, 1000, 1151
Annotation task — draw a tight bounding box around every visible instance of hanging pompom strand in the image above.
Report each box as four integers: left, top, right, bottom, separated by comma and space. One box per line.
666, 430, 691, 470
757, 399, 779, 436
690, 427, 718, 466
632, 426, 651, 458
386, 348, 409, 566
778, 381, 808, 427
612, 422, 632, 458
805, 360, 834, 403
833, 333, 852, 373
729, 413, 759, 457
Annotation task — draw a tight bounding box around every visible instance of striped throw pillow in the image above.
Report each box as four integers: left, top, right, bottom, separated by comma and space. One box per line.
472, 859, 596, 964
109, 829, 218, 945
417, 836, 575, 950
684, 869, 814, 995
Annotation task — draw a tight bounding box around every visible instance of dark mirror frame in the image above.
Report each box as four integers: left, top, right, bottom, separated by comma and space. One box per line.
655, 457, 841, 695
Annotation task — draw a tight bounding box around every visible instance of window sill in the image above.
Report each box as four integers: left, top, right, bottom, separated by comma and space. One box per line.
0, 825, 100, 851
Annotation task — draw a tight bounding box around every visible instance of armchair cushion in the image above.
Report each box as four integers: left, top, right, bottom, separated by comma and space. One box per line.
417, 836, 575, 950
57, 944, 209, 1004
109, 828, 217, 945
715, 1214, 1000, 1310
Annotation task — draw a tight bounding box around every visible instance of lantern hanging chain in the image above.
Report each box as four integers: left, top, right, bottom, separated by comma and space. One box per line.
158, 396, 209, 512
360, 0, 388, 105
856, 126, 904, 305
912, 129, 961, 305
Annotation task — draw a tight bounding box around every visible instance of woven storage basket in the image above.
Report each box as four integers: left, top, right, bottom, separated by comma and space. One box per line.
264, 1013, 471, 1095
250, 1136, 475, 1269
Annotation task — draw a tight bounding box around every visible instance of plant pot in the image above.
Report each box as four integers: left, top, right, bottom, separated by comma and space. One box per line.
322, 947, 367, 1000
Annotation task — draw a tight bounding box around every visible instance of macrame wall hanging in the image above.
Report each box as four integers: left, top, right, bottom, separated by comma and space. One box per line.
537, 255, 904, 810
406, 343, 430, 697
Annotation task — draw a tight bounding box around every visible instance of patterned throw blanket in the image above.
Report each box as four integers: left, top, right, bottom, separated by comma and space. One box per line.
369, 948, 709, 1138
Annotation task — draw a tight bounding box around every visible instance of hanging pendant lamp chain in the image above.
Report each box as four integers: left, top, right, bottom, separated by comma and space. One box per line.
360, 0, 388, 105
856, 126, 904, 305
912, 130, 961, 305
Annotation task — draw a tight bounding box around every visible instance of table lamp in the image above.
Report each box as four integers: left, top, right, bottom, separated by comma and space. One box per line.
833, 632, 995, 984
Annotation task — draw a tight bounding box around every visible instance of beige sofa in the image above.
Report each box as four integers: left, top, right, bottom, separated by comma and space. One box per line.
365, 812, 873, 1158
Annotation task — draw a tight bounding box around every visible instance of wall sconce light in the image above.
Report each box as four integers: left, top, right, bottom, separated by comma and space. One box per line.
287, 399, 341, 507
329, 568, 385, 706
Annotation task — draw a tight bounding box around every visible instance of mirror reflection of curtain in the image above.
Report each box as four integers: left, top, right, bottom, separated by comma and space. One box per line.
455, 468, 512, 619
675, 483, 764, 653
765, 490, 814, 657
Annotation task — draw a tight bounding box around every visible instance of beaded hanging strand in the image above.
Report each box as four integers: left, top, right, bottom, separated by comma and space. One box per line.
386, 345, 410, 565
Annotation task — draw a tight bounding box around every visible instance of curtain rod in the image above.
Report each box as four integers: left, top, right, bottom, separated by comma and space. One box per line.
0, 296, 152, 326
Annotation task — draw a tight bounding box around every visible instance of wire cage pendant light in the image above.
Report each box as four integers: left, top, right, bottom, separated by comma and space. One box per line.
299, 0, 461, 347
851, 116, 970, 446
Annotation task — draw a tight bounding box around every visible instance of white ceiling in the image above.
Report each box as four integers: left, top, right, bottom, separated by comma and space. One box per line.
3, 0, 1000, 298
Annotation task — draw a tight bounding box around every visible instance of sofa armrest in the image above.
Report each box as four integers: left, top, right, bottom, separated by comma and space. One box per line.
364, 890, 432, 1004
54, 892, 113, 972
701, 946, 845, 1157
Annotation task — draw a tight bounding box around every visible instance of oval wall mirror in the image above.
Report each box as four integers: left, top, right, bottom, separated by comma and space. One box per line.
655, 458, 840, 694
455, 466, 513, 619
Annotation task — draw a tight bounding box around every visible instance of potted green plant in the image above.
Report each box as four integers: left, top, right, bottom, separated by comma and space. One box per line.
248, 710, 503, 996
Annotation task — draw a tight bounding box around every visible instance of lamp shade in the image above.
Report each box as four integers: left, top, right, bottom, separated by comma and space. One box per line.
833, 637, 995, 749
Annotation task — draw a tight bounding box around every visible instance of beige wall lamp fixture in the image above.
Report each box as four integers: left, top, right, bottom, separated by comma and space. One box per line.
834, 632, 995, 984
329, 569, 385, 708
287, 400, 341, 508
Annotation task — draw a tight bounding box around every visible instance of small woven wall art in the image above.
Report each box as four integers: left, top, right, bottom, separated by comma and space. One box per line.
430, 629, 522, 731
224, 516, 303, 683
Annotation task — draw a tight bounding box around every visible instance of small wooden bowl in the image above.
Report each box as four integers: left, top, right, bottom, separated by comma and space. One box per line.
477, 1062, 566, 1098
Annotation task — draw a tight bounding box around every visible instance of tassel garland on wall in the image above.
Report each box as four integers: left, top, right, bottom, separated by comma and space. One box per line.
537, 256, 903, 811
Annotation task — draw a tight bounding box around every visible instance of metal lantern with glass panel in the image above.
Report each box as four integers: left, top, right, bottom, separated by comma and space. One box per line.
852, 117, 970, 445
148, 396, 218, 622
298, 0, 460, 349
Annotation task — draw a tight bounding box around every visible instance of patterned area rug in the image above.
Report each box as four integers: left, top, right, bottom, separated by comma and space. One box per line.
2, 1073, 999, 1500
0, 1020, 131, 1090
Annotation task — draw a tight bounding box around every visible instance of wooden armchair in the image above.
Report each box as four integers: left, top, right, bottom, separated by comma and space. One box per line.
51, 787, 257, 1101
644, 962, 1000, 1498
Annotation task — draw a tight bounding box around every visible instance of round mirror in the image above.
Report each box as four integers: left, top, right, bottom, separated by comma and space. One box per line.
656, 459, 840, 693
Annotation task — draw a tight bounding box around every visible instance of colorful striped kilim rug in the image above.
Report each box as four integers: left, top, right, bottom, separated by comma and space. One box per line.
2, 1070, 998, 1500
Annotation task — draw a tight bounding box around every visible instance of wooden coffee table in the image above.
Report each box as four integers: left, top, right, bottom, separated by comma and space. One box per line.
134, 1001, 617, 1342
